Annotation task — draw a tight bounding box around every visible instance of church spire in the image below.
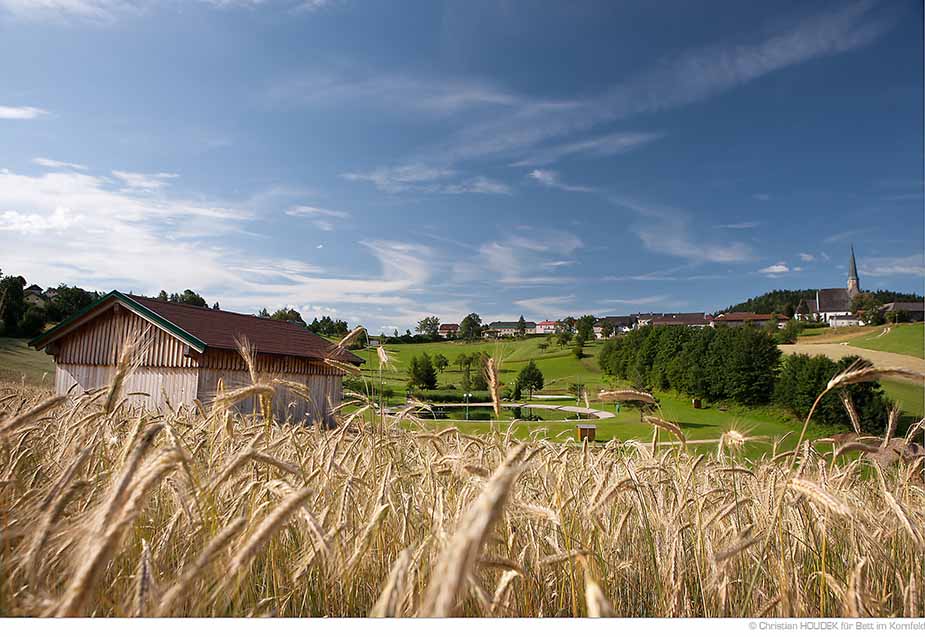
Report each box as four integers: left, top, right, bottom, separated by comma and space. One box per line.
847, 244, 860, 296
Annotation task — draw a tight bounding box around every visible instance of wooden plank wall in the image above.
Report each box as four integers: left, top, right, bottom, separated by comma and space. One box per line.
55, 307, 198, 368
56, 364, 199, 410
197, 369, 343, 426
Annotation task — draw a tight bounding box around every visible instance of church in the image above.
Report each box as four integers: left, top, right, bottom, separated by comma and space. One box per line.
795, 247, 862, 326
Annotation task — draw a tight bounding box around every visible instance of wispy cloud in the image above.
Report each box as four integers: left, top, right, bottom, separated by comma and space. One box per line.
33, 157, 87, 170
285, 204, 350, 231
342, 163, 510, 195
753, 193, 771, 201
824, 228, 871, 244
0, 105, 47, 119
511, 131, 663, 167
859, 254, 925, 277
611, 196, 752, 263
715, 221, 761, 230
112, 170, 179, 191
799, 252, 815, 262
426, 1, 893, 165
268, 70, 518, 116
472, 229, 583, 287
528, 169, 594, 193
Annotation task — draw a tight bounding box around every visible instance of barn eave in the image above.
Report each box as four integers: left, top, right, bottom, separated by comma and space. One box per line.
29, 290, 207, 354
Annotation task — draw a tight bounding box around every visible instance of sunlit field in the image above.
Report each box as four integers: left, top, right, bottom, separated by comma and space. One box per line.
1, 350, 923, 618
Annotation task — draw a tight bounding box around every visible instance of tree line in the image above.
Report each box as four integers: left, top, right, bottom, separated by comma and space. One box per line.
0, 272, 101, 338
719, 287, 922, 317
598, 324, 890, 433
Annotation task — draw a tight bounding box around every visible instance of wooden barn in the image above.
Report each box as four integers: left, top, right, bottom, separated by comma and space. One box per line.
30, 291, 363, 425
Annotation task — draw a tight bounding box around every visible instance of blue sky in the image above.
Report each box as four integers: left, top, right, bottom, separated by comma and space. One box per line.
1, 0, 922, 333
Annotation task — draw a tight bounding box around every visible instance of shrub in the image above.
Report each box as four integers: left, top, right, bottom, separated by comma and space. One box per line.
775, 354, 891, 432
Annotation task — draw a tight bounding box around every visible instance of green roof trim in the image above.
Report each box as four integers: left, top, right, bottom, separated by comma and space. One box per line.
29, 290, 207, 353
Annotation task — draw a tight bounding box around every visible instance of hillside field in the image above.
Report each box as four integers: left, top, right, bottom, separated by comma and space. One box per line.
848, 322, 924, 359
4, 336, 922, 454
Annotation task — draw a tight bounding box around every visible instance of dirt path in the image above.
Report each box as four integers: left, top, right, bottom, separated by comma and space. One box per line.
779, 343, 925, 375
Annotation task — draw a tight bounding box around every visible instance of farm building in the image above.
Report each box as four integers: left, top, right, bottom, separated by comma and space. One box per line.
30, 291, 363, 425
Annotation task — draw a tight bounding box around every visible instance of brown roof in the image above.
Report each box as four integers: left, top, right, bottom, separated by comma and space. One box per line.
714, 312, 786, 322
439, 323, 459, 330
129, 295, 363, 365
650, 313, 712, 326
881, 301, 924, 313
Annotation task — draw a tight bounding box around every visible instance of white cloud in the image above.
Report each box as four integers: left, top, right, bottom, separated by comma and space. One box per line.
611, 196, 752, 263
799, 252, 815, 262
285, 205, 350, 231
753, 193, 771, 201
714, 221, 761, 230
528, 169, 594, 193
511, 131, 664, 167
342, 163, 510, 195
0, 105, 48, 119
33, 157, 87, 170
111, 170, 179, 191
759, 263, 790, 275
0, 166, 442, 321
859, 254, 925, 277
0, 0, 134, 21
0, 206, 83, 233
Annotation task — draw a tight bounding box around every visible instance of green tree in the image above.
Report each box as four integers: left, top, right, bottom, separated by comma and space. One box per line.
851, 293, 884, 325
516, 315, 527, 337
17, 305, 47, 337
0, 275, 26, 336
270, 307, 306, 326
212, 302, 220, 310
157, 290, 169, 302
416, 316, 440, 338
516, 360, 545, 398
175, 289, 207, 307
775, 354, 890, 433
572, 334, 586, 359
46, 285, 100, 322
433, 353, 449, 373
458, 313, 483, 340
257, 308, 270, 318
600, 322, 614, 339
408, 353, 438, 390
576, 315, 596, 342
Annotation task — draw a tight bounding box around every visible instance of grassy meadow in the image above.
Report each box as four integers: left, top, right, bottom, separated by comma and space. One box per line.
4, 335, 922, 456
848, 323, 924, 359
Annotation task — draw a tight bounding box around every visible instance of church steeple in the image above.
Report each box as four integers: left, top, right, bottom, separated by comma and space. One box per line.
847, 244, 860, 296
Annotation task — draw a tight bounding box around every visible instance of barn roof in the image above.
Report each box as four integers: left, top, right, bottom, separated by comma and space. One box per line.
30, 290, 363, 366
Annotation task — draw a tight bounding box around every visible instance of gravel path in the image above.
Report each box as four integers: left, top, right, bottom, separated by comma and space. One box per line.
779, 343, 925, 376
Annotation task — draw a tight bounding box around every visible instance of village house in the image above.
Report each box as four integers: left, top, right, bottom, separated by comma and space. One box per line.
437, 323, 459, 339
879, 301, 924, 323
484, 320, 536, 338
23, 284, 48, 308
711, 312, 787, 328
30, 291, 363, 425
534, 320, 559, 334
593, 315, 636, 338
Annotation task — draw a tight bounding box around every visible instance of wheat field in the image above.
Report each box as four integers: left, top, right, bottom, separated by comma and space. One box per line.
0, 360, 923, 618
